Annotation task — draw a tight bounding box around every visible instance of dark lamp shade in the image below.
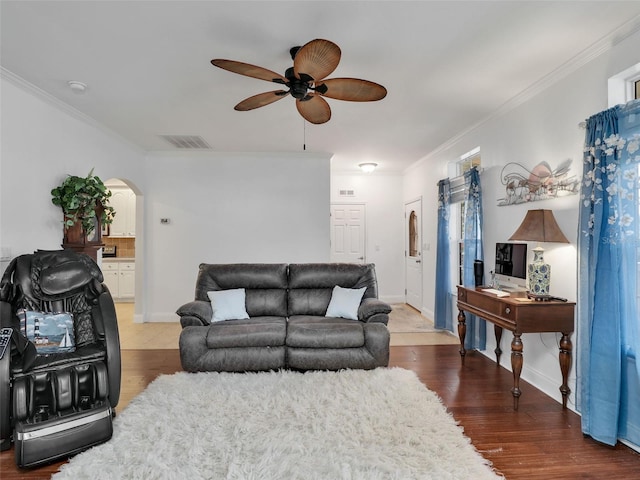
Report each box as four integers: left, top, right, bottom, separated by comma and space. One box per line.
508, 209, 570, 244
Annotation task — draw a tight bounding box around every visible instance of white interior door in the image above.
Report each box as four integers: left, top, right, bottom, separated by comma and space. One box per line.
330, 204, 366, 264
405, 199, 423, 310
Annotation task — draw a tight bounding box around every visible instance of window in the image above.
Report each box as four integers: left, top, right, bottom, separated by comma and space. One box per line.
608, 63, 640, 107
408, 211, 418, 257
449, 148, 481, 286
459, 147, 481, 174
610, 65, 640, 313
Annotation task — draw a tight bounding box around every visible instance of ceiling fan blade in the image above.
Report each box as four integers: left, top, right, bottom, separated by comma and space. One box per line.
296, 94, 331, 124
234, 90, 289, 111
211, 59, 287, 84
318, 78, 387, 102
293, 39, 341, 82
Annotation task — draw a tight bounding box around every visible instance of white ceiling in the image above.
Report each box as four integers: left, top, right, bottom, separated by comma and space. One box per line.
2, 1, 640, 173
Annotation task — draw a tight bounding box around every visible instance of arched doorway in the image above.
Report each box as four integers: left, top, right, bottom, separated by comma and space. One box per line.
102, 178, 142, 326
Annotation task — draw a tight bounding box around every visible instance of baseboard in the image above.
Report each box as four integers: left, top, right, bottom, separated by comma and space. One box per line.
421, 307, 434, 321
380, 295, 405, 304
135, 312, 180, 323
479, 349, 577, 413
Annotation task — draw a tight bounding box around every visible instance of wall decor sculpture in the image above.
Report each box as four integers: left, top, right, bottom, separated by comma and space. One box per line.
497, 159, 579, 206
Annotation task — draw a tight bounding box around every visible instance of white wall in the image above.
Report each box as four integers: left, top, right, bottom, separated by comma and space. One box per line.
0, 76, 145, 264
0, 74, 331, 324
330, 173, 405, 304
402, 28, 640, 407
143, 152, 331, 321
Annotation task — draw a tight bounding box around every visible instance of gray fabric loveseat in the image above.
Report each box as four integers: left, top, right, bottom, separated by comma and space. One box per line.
177, 263, 392, 372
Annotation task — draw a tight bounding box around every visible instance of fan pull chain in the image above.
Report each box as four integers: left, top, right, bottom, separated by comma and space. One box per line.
303, 120, 306, 151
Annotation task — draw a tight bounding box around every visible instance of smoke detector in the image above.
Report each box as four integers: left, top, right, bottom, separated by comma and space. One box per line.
68, 81, 87, 94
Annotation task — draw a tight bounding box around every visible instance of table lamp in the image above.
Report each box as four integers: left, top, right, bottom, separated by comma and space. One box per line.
508, 209, 569, 296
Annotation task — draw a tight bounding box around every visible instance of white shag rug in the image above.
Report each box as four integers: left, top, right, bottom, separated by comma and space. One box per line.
52, 368, 501, 480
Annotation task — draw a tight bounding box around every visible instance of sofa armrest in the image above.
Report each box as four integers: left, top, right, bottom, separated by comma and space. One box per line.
358, 297, 392, 324
176, 300, 211, 327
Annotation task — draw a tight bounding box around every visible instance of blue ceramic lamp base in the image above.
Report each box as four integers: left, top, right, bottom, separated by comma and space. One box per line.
528, 246, 550, 295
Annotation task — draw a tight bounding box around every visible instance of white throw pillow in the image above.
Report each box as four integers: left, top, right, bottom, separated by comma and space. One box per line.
325, 286, 366, 320
207, 289, 250, 322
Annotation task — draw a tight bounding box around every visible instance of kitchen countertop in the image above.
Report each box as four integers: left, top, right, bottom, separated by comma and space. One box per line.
102, 257, 135, 262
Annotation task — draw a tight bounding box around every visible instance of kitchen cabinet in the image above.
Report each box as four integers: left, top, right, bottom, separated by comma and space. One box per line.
102, 260, 135, 300
107, 187, 136, 237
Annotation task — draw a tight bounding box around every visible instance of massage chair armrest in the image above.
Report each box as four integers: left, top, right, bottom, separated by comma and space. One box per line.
94, 289, 121, 409
0, 301, 10, 449
92, 288, 118, 340
176, 300, 211, 327
0, 345, 9, 451
0, 301, 37, 372
1, 300, 35, 450
0, 300, 12, 329
358, 298, 392, 325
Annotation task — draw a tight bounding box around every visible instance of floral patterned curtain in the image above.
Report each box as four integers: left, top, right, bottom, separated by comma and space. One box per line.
462, 167, 485, 350
434, 179, 451, 330
577, 99, 640, 447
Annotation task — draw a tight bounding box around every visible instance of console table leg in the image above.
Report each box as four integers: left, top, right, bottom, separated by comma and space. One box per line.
457, 309, 467, 364
494, 325, 503, 364
511, 333, 523, 410
559, 333, 572, 409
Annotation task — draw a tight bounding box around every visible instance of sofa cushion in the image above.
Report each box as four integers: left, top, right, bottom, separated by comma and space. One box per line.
206, 317, 286, 348
196, 264, 288, 317
287, 288, 332, 317
325, 286, 366, 320
18, 310, 76, 354
287, 263, 379, 316
288, 263, 378, 296
245, 289, 288, 318
207, 289, 249, 322
286, 316, 365, 348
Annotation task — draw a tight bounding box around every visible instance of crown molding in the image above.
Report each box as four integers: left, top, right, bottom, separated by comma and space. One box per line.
405, 13, 640, 174
1, 67, 144, 154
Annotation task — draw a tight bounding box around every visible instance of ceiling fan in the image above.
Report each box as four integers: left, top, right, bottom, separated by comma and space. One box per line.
211, 39, 387, 124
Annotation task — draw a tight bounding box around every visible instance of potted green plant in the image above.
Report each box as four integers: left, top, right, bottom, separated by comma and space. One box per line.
51, 168, 116, 244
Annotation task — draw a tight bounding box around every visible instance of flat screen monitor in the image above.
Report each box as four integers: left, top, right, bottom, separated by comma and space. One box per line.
494, 242, 527, 290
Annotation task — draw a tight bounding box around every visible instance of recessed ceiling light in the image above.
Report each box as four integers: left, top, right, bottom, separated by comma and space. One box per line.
68, 81, 87, 94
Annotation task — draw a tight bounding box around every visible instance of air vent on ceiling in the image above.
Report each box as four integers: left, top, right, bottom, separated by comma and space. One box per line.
339, 189, 355, 197
160, 135, 212, 149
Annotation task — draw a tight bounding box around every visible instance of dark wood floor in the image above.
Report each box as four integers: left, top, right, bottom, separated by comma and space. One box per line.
1, 345, 638, 478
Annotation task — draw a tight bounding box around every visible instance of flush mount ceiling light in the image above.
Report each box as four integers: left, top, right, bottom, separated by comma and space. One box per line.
359, 162, 378, 173
68, 81, 87, 94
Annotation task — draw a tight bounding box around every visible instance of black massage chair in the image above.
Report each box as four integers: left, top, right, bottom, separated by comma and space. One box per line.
0, 250, 121, 467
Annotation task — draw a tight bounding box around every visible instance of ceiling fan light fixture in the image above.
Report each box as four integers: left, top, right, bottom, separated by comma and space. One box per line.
359, 162, 378, 173
211, 39, 386, 125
